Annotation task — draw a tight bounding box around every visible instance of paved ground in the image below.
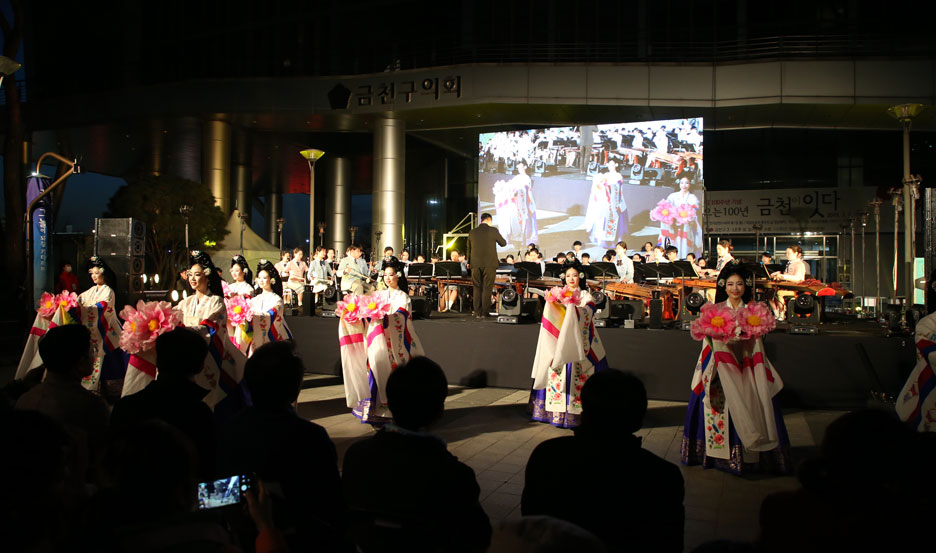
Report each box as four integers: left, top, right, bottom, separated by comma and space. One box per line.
297, 381, 846, 552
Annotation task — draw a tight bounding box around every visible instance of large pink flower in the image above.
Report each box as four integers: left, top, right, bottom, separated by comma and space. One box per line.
689, 302, 738, 342
225, 295, 253, 325
545, 286, 564, 304
558, 285, 581, 306
738, 302, 776, 340
37, 291, 57, 319
359, 293, 391, 320
221, 280, 233, 298
674, 203, 698, 225
337, 294, 364, 324
55, 291, 79, 311
119, 300, 180, 354
650, 200, 676, 225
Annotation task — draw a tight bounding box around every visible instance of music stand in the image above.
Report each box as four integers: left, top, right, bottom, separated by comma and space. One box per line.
513, 262, 542, 281
543, 262, 564, 278
434, 261, 462, 279
407, 263, 434, 288
740, 262, 769, 280
584, 262, 617, 280
671, 261, 699, 279
765, 263, 784, 275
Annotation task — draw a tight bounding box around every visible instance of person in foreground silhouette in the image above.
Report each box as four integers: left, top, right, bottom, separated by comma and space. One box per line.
521, 369, 685, 553
341, 356, 491, 552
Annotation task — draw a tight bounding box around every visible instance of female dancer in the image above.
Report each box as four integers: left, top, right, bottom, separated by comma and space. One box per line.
247, 260, 293, 355
583, 158, 627, 249
228, 255, 254, 297
681, 262, 792, 475
78, 256, 123, 392
343, 260, 425, 425
661, 177, 703, 259
529, 262, 607, 428
174, 251, 245, 410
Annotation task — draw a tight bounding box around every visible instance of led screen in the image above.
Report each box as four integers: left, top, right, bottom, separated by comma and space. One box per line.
478, 118, 704, 262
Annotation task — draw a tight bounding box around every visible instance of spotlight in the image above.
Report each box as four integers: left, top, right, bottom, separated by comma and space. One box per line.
154, 273, 160, 285
591, 290, 607, 310
182, 290, 189, 299
321, 285, 339, 317
907, 305, 927, 334
497, 287, 521, 324
679, 291, 707, 330
787, 294, 821, 334
883, 304, 903, 335
170, 290, 180, 302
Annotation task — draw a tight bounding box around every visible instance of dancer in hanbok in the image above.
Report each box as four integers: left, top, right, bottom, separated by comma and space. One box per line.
660, 177, 702, 259
681, 263, 792, 475
529, 263, 608, 428
173, 251, 246, 411
340, 261, 425, 425
896, 270, 936, 432
227, 255, 254, 297
246, 260, 293, 356
492, 159, 538, 246
16, 256, 123, 394
583, 159, 627, 249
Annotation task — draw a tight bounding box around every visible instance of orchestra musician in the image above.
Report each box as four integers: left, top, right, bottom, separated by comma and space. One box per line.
770, 245, 807, 283
285, 248, 309, 308
338, 244, 375, 295
307, 246, 334, 304
614, 241, 634, 284
701, 240, 735, 277
274, 250, 291, 280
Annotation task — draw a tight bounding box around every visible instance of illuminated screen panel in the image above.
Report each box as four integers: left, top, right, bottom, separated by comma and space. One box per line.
478, 118, 704, 262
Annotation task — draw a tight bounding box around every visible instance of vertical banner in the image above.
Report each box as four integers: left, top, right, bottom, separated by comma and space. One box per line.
26, 176, 52, 302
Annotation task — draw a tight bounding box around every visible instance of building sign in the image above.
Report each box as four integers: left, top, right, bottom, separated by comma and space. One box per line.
704, 187, 887, 234
347, 74, 462, 109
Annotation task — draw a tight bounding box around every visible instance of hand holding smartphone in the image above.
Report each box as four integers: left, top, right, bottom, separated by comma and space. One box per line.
196, 474, 253, 510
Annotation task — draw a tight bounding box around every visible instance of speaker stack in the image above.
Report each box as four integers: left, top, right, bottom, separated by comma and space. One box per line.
95, 218, 146, 308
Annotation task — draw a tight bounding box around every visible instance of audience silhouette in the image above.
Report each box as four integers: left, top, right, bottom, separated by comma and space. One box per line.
342, 356, 492, 553
522, 369, 685, 553
110, 327, 217, 479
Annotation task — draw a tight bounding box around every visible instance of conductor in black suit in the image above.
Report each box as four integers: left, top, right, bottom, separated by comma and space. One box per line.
468, 213, 506, 319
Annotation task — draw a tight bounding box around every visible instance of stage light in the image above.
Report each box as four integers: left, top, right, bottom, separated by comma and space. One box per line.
883, 304, 903, 335
591, 290, 607, 310
497, 287, 523, 323
321, 285, 339, 317
182, 290, 189, 299
501, 287, 518, 306
141, 274, 148, 283
685, 292, 706, 314
154, 273, 160, 284
171, 290, 179, 302
787, 294, 821, 334
907, 305, 927, 333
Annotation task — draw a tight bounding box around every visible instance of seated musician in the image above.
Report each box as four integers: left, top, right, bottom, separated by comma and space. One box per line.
338, 244, 375, 295
771, 246, 807, 283
439, 250, 462, 312
701, 240, 734, 277
307, 246, 334, 304
650, 246, 667, 263
686, 253, 696, 264
555, 252, 567, 264
285, 247, 309, 308
376, 247, 395, 290
572, 240, 583, 259
505, 254, 515, 265
275, 250, 291, 281
762, 252, 774, 265
614, 241, 634, 284
580, 253, 590, 265
664, 246, 679, 262
415, 254, 427, 264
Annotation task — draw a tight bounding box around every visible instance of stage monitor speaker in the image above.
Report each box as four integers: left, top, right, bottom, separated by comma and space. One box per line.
321, 285, 339, 317
787, 295, 821, 334
410, 296, 432, 319
618, 300, 645, 324
95, 218, 145, 257
648, 298, 663, 329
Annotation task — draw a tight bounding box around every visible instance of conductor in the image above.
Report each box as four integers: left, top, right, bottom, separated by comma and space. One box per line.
468, 213, 507, 319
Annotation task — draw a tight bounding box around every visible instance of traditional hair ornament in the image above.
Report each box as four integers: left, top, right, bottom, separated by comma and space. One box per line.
189, 250, 213, 269
88, 256, 106, 269
717, 279, 726, 288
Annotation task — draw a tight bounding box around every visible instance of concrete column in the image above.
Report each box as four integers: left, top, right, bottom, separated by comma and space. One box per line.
232, 128, 251, 223
372, 117, 405, 253
169, 117, 201, 182
203, 118, 232, 215
267, 147, 284, 249
327, 156, 351, 255
148, 119, 165, 176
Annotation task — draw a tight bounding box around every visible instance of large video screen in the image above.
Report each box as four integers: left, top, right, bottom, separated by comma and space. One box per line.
478, 118, 704, 261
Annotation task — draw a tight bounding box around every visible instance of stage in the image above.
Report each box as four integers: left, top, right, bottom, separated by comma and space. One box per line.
286, 315, 915, 409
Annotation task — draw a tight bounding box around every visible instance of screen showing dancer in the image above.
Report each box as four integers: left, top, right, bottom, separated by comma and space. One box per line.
478, 118, 704, 260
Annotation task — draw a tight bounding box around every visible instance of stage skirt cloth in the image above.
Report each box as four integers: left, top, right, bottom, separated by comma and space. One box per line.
680, 387, 793, 476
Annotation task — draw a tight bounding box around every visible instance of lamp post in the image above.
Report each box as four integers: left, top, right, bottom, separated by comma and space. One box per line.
890, 188, 903, 303
752, 223, 763, 258
888, 103, 925, 304
860, 211, 869, 310
317, 222, 327, 248
0, 55, 22, 90
869, 198, 883, 314
300, 149, 326, 257
349, 225, 358, 244
179, 204, 193, 250
429, 229, 438, 255
850, 219, 857, 309
276, 217, 285, 252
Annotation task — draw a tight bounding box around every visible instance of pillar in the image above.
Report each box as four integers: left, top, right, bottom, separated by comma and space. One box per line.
232, 128, 251, 223
328, 156, 351, 255
148, 119, 165, 176
267, 146, 284, 249
203, 118, 232, 215
169, 116, 202, 183
372, 117, 405, 253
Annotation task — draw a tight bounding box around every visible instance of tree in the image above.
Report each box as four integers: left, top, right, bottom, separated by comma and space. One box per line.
107, 175, 228, 291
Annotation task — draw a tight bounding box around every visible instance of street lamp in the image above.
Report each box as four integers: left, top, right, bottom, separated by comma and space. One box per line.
317, 221, 327, 247
239, 211, 249, 255
0, 55, 22, 89
869, 198, 883, 314
179, 204, 193, 250
300, 149, 326, 258
349, 225, 358, 244
276, 217, 285, 252
887, 103, 925, 304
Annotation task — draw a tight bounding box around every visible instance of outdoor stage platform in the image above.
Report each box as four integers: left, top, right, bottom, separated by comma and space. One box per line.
286, 315, 915, 409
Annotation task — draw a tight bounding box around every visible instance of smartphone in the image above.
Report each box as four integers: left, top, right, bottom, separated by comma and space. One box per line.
196, 474, 252, 510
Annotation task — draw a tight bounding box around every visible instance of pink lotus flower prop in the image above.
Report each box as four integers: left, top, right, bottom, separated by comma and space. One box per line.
37, 292, 57, 319
225, 295, 253, 325
738, 302, 776, 340
359, 293, 392, 320
337, 294, 365, 324
545, 286, 564, 304
221, 280, 233, 298
674, 203, 698, 225
689, 303, 738, 342
650, 200, 676, 225
119, 300, 181, 354
55, 291, 79, 311
558, 285, 581, 306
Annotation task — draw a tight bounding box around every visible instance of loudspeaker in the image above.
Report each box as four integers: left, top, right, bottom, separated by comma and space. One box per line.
300, 289, 314, 316
321, 285, 339, 316
618, 300, 645, 323
95, 218, 145, 257
410, 296, 432, 319
648, 298, 664, 329
104, 255, 145, 308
